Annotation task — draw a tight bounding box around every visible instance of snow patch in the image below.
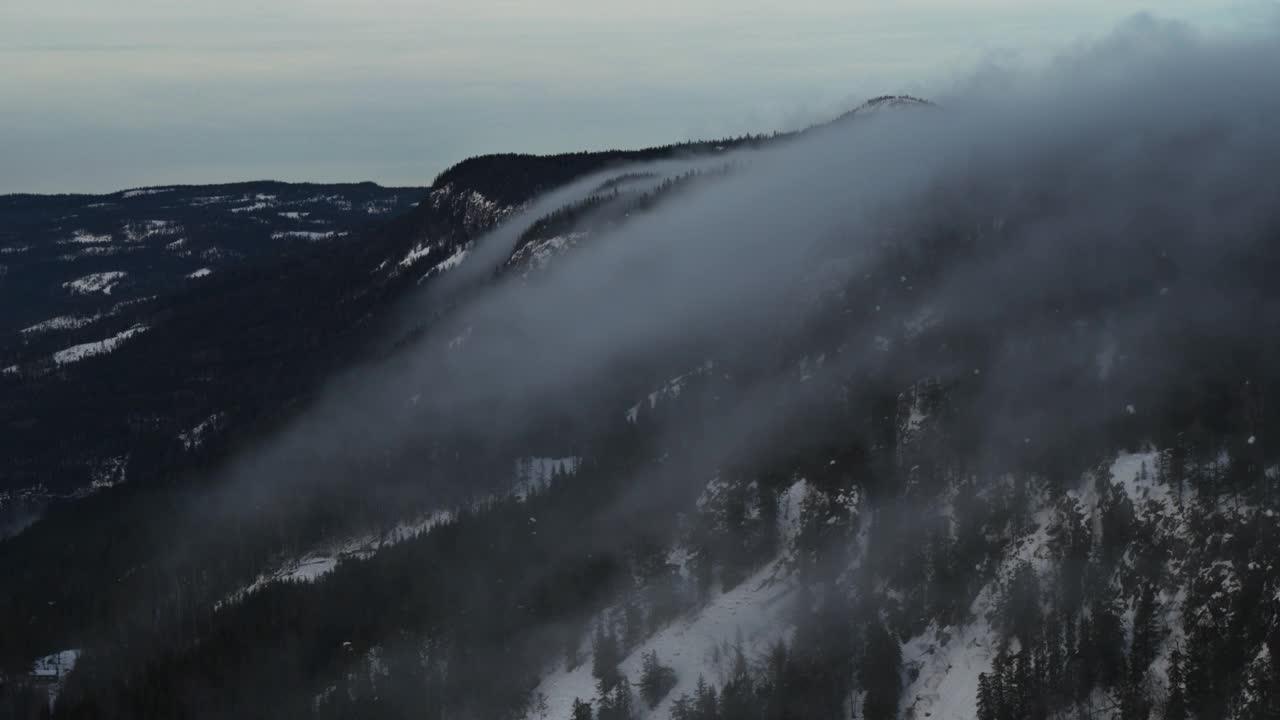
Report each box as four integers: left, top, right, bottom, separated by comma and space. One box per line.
63, 230, 113, 245
180, 413, 225, 450
21, 313, 103, 335
57, 244, 141, 260
121, 187, 173, 198
364, 199, 399, 215
200, 246, 229, 262
419, 244, 470, 280
90, 456, 128, 490
30, 649, 80, 709
230, 201, 271, 213
397, 242, 434, 268
510, 233, 586, 275
123, 219, 179, 242
902, 620, 995, 720
513, 457, 581, 500
62, 271, 126, 295
522, 560, 797, 720
902, 496, 1058, 719
1109, 450, 1170, 519
627, 361, 715, 422
222, 510, 454, 608
52, 325, 148, 365
270, 230, 344, 241
189, 195, 231, 206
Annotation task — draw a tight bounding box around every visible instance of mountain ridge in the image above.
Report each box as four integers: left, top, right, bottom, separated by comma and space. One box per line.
3, 70, 1279, 720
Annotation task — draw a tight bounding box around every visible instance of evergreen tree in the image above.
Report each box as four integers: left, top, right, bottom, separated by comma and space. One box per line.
597, 684, 634, 720
976, 672, 998, 720
1076, 613, 1096, 703
564, 627, 583, 670
1124, 587, 1160, 718
593, 621, 623, 694
639, 650, 677, 708
1092, 598, 1128, 689
670, 693, 695, 720
1004, 562, 1041, 645
762, 640, 788, 720
719, 649, 755, 720
1165, 648, 1187, 720
571, 697, 595, 720
622, 595, 645, 650
860, 621, 902, 720
692, 545, 715, 604
695, 675, 719, 720
991, 649, 1013, 720
1234, 645, 1278, 720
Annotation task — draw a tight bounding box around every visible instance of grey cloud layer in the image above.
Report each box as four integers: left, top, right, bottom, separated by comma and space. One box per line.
211, 15, 1279, 529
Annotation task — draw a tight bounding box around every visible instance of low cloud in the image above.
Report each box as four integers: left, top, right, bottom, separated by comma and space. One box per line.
197, 14, 1279, 564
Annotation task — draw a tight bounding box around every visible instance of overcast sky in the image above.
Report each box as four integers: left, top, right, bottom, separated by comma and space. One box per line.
1, 1, 1272, 194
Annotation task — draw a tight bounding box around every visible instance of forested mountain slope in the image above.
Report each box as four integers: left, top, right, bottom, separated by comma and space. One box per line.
0, 131, 778, 696
3, 24, 1280, 720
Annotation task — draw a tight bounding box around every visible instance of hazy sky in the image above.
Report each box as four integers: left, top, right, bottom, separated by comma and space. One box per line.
1, 1, 1271, 193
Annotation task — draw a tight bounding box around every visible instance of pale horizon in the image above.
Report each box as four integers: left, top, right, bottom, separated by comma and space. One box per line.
1, 0, 1270, 194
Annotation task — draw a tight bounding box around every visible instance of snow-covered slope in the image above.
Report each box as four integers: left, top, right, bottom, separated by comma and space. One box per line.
523, 559, 799, 720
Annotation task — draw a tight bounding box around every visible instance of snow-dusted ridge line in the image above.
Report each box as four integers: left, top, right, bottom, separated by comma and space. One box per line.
230, 201, 272, 213
510, 232, 587, 276
397, 241, 435, 269
180, 413, 225, 451
419, 244, 470, 281
61, 230, 113, 245
52, 324, 148, 365
23, 295, 155, 337
217, 510, 455, 610
270, 230, 345, 241
120, 187, 174, 198
220, 455, 584, 611
627, 361, 715, 422
21, 313, 103, 335
62, 270, 127, 295
390, 241, 474, 280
